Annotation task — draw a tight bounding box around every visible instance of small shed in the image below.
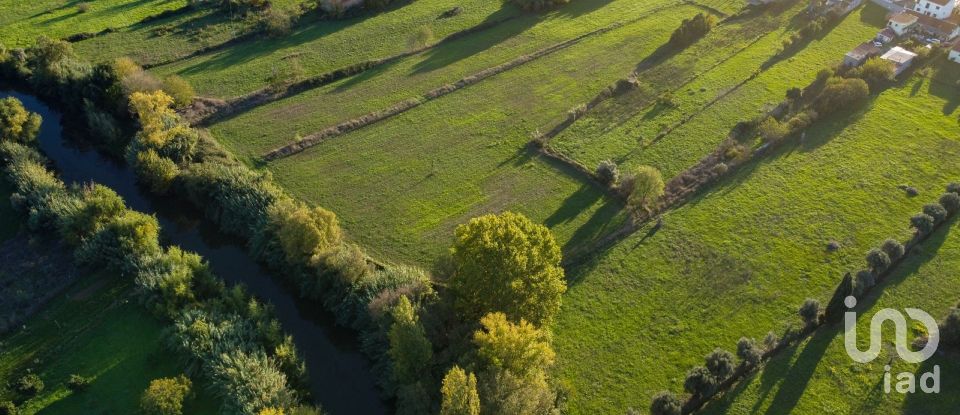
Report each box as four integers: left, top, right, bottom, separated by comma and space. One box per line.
881, 46, 919, 75
844, 42, 883, 66
877, 27, 897, 43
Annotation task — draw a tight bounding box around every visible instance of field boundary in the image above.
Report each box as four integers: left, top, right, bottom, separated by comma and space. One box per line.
182, 13, 524, 125
259, 6, 675, 161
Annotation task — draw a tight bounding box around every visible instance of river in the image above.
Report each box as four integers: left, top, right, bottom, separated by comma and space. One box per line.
1, 91, 388, 415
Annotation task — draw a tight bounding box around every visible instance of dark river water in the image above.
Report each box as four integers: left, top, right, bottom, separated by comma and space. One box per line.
1, 91, 388, 415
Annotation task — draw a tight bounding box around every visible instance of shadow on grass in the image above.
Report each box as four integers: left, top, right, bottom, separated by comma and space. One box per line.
702, 219, 954, 414
410, 5, 531, 75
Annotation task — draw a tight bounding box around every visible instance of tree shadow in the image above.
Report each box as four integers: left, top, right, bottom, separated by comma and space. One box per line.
410, 6, 533, 75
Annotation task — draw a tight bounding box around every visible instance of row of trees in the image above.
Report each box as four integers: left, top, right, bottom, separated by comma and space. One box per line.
647, 182, 960, 414
668, 13, 716, 49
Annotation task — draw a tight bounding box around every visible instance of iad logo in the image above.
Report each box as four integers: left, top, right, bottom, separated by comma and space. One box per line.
844, 296, 940, 394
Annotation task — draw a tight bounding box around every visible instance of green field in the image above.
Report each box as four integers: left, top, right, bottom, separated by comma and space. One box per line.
242, 0, 703, 263
0, 0, 187, 48
0, 274, 219, 414
703, 219, 960, 415
551, 4, 888, 178
553, 64, 960, 413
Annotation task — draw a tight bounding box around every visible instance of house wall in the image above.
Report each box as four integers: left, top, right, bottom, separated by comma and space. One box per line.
914, 0, 956, 19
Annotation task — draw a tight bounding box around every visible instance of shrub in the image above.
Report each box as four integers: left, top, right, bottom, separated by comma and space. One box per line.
0, 97, 42, 144
705, 348, 735, 380
266, 199, 342, 265
911, 213, 935, 236
388, 297, 433, 386
736, 337, 761, 367
450, 212, 565, 326
923, 203, 948, 224
162, 76, 196, 108
881, 239, 905, 261
683, 366, 716, 397
798, 298, 820, 327
668, 13, 715, 48
856, 57, 895, 91
649, 391, 682, 415
209, 350, 296, 415
758, 116, 789, 143
141, 375, 192, 415
76, 210, 162, 275
947, 182, 960, 195
135, 149, 179, 194
261, 7, 295, 37
940, 308, 960, 348
596, 160, 619, 185
16, 373, 44, 396
408, 26, 434, 50
0, 401, 16, 415
815, 77, 869, 114
865, 248, 891, 273
473, 312, 555, 378
940, 192, 960, 214
627, 165, 665, 210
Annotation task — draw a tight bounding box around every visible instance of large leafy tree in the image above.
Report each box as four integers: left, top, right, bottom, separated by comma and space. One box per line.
473, 312, 555, 379
140, 375, 192, 415
627, 165, 665, 210
388, 296, 433, 386
449, 212, 565, 326
440, 366, 481, 415
0, 97, 42, 144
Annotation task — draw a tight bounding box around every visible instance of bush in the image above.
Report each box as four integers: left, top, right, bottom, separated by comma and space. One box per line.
261, 7, 295, 37
798, 298, 820, 327
911, 213, 936, 236
649, 391, 682, 415
77, 2, 91, 12
135, 149, 179, 194
683, 366, 715, 397
141, 375, 192, 415
940, 192, 960, 214
408, 26, 434, 50
596, 160, 619, 185
758, 116, 789, 143
162, 76, 196, 108
856, 57, 894, 91
668, 13, 715, 48
736, 337, 761, 367
815, 77, 869, 114
67, 374, 93, 391
16, 373, 44, 397
855, 269, 875, 294
627, 165, 665, 210
705, 348, 735, 380
265, 199, 342, 265
923, 203, 948, 223
0, 401, 16, 415
0, 97, 42, 144
880, 239, 905, 261
940, 308, 960, 348
865, 248, 891, 273
947, 182, 960, 195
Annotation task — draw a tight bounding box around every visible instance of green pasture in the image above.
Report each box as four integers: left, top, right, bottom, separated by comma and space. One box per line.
553, 65, 960, 414
0, 0, 187, 48
254, 2, 706, 264
552, 3, 887, 179
703, 219, 960, 415
0, 275, 220, 414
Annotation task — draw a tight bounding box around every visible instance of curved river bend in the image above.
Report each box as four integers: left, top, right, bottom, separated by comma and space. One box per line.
1, 91, 388, 415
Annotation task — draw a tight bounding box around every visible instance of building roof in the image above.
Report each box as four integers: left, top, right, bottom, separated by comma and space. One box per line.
923, 0, 952, 6
879, 27, 897, 38
881, 46, 919, 65
890, 11, 919, 25
905, 9, 960, 34
846, 42, 883, 60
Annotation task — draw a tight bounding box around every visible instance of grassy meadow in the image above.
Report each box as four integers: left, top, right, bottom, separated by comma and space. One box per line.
0, 0, 187, 47
552, 3, 888, 178
0, 274, 219, 414
251, 0, 704, 264
703, 218, 960, 415
553, 64, 960, 413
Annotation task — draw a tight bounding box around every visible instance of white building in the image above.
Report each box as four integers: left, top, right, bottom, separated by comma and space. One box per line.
881, 46, 919, 76
914, 0, 957, 19
949, 42, 960, 63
